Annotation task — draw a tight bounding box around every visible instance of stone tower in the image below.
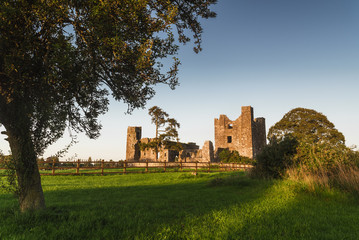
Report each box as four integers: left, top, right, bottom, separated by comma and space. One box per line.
214, 106, 266, 159
126, 126, 141, 161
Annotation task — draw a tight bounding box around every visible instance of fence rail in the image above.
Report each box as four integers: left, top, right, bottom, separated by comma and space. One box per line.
0, 160, 253, 176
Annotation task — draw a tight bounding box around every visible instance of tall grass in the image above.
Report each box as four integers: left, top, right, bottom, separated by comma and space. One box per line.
253, 140, 359, 197
287, 160, 359, 196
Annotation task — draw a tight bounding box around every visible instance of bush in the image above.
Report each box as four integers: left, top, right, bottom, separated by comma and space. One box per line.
218, 149, 253, 164
294, 142, 359, 172
287, 147, 359, 196
253, 136, 298, 179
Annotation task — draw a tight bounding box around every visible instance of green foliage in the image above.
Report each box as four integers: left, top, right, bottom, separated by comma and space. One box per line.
259, 107, 359, 197
163, 141, 184, 152
268, 108, 345, 147
148, 106, 180, 142
287, 147, 359, 197
253, 136, 298, 179
294, 142, 351, 171
257, 107, 348, 179
0, 154, 19, 195
144, 106, 181, 158
0, 0, 216, 210
218, 149, 253, 164
0, 0, 216, 153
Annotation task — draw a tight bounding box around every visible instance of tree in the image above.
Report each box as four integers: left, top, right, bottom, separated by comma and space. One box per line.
145, 106, 181, 160
149, 106, 169, 143
268, 108, 345, 147
0, 0, 217, 211
262, 108, 346, 175
254, 136, 298, 179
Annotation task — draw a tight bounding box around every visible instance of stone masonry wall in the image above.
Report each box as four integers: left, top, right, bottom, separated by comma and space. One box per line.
126, 106, 264, 162
126, 127, 215, 162
201, 141, 214, 162
126, 127, 141, 161
214, 106, 266, 159
253, 117, 266, 157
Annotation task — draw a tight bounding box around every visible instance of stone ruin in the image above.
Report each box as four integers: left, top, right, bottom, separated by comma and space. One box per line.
214, 106, 266, 159
126, 126, 214, 162
126, 106, 266, 162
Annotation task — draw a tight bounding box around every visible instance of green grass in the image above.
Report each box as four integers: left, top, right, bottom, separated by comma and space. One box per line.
1, 172, 359, 239
1, 167, 221, 176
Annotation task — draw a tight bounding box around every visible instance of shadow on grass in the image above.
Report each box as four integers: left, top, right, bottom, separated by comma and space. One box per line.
0, 172, 273, 239
1, 173, 359, 239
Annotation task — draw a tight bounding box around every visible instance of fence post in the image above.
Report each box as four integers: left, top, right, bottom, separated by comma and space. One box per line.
124, 160, 127, 174
195, 161, 198, 174
101, 160, 104, 175
220, 162, 222, 172
146, 160, 148, 173
52, 159, 55, 175
164, 161, 166, 172
76, 159, 80, 174
180, 160, 183, 171
208, 161, 210, 173
232, 162, 235, 171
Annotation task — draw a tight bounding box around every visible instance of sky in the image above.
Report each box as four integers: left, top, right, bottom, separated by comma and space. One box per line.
1, 0, 359, 160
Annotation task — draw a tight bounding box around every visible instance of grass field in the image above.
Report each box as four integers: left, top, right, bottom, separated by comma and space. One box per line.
1, 171, 359, 239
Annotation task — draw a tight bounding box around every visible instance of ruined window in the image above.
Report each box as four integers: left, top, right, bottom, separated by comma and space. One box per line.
227, 136, 232, 143
228, 124, 233, 129
136, 131, 140, 140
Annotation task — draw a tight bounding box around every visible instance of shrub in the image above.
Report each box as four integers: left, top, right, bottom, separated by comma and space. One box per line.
253, 136, 298, 179
287, 147, 359, 196
218, 149, 253, 164
296, 143, 341, 171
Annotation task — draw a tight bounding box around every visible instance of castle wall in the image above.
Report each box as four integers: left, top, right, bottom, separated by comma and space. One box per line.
238, 106, 254, 158
139, 138, 157, 161
126, 127, 215, 162
214, 115, 236, 152
253, 118, 266, 157
201, 141, 214, 162
214, 106, 266, 159
126, 127, 141, 161
177, 141, 214, 162
126, 106, 264, 162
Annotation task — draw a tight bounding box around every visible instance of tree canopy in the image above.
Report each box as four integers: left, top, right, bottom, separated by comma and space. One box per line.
254, 108, 346, 179
268, 108, 345, 147
0, 0, 217, 211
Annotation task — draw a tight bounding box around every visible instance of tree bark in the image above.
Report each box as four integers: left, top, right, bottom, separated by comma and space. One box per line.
5, 125, 46, 212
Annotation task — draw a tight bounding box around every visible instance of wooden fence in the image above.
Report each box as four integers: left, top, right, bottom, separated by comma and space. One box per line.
0, 160, 253, 176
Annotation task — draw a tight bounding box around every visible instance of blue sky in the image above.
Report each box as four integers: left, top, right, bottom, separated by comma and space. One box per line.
1, 0, 359, 160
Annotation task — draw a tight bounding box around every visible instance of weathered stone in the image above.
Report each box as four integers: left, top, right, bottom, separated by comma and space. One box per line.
214, 106, 266, 159
126, 106, 265, 162
125, 127, 215, 162
126, 127, 141, 161
201, 141, 214, 162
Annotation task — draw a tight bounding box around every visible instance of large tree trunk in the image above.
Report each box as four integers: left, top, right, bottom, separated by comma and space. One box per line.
6, 125, 46, 212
